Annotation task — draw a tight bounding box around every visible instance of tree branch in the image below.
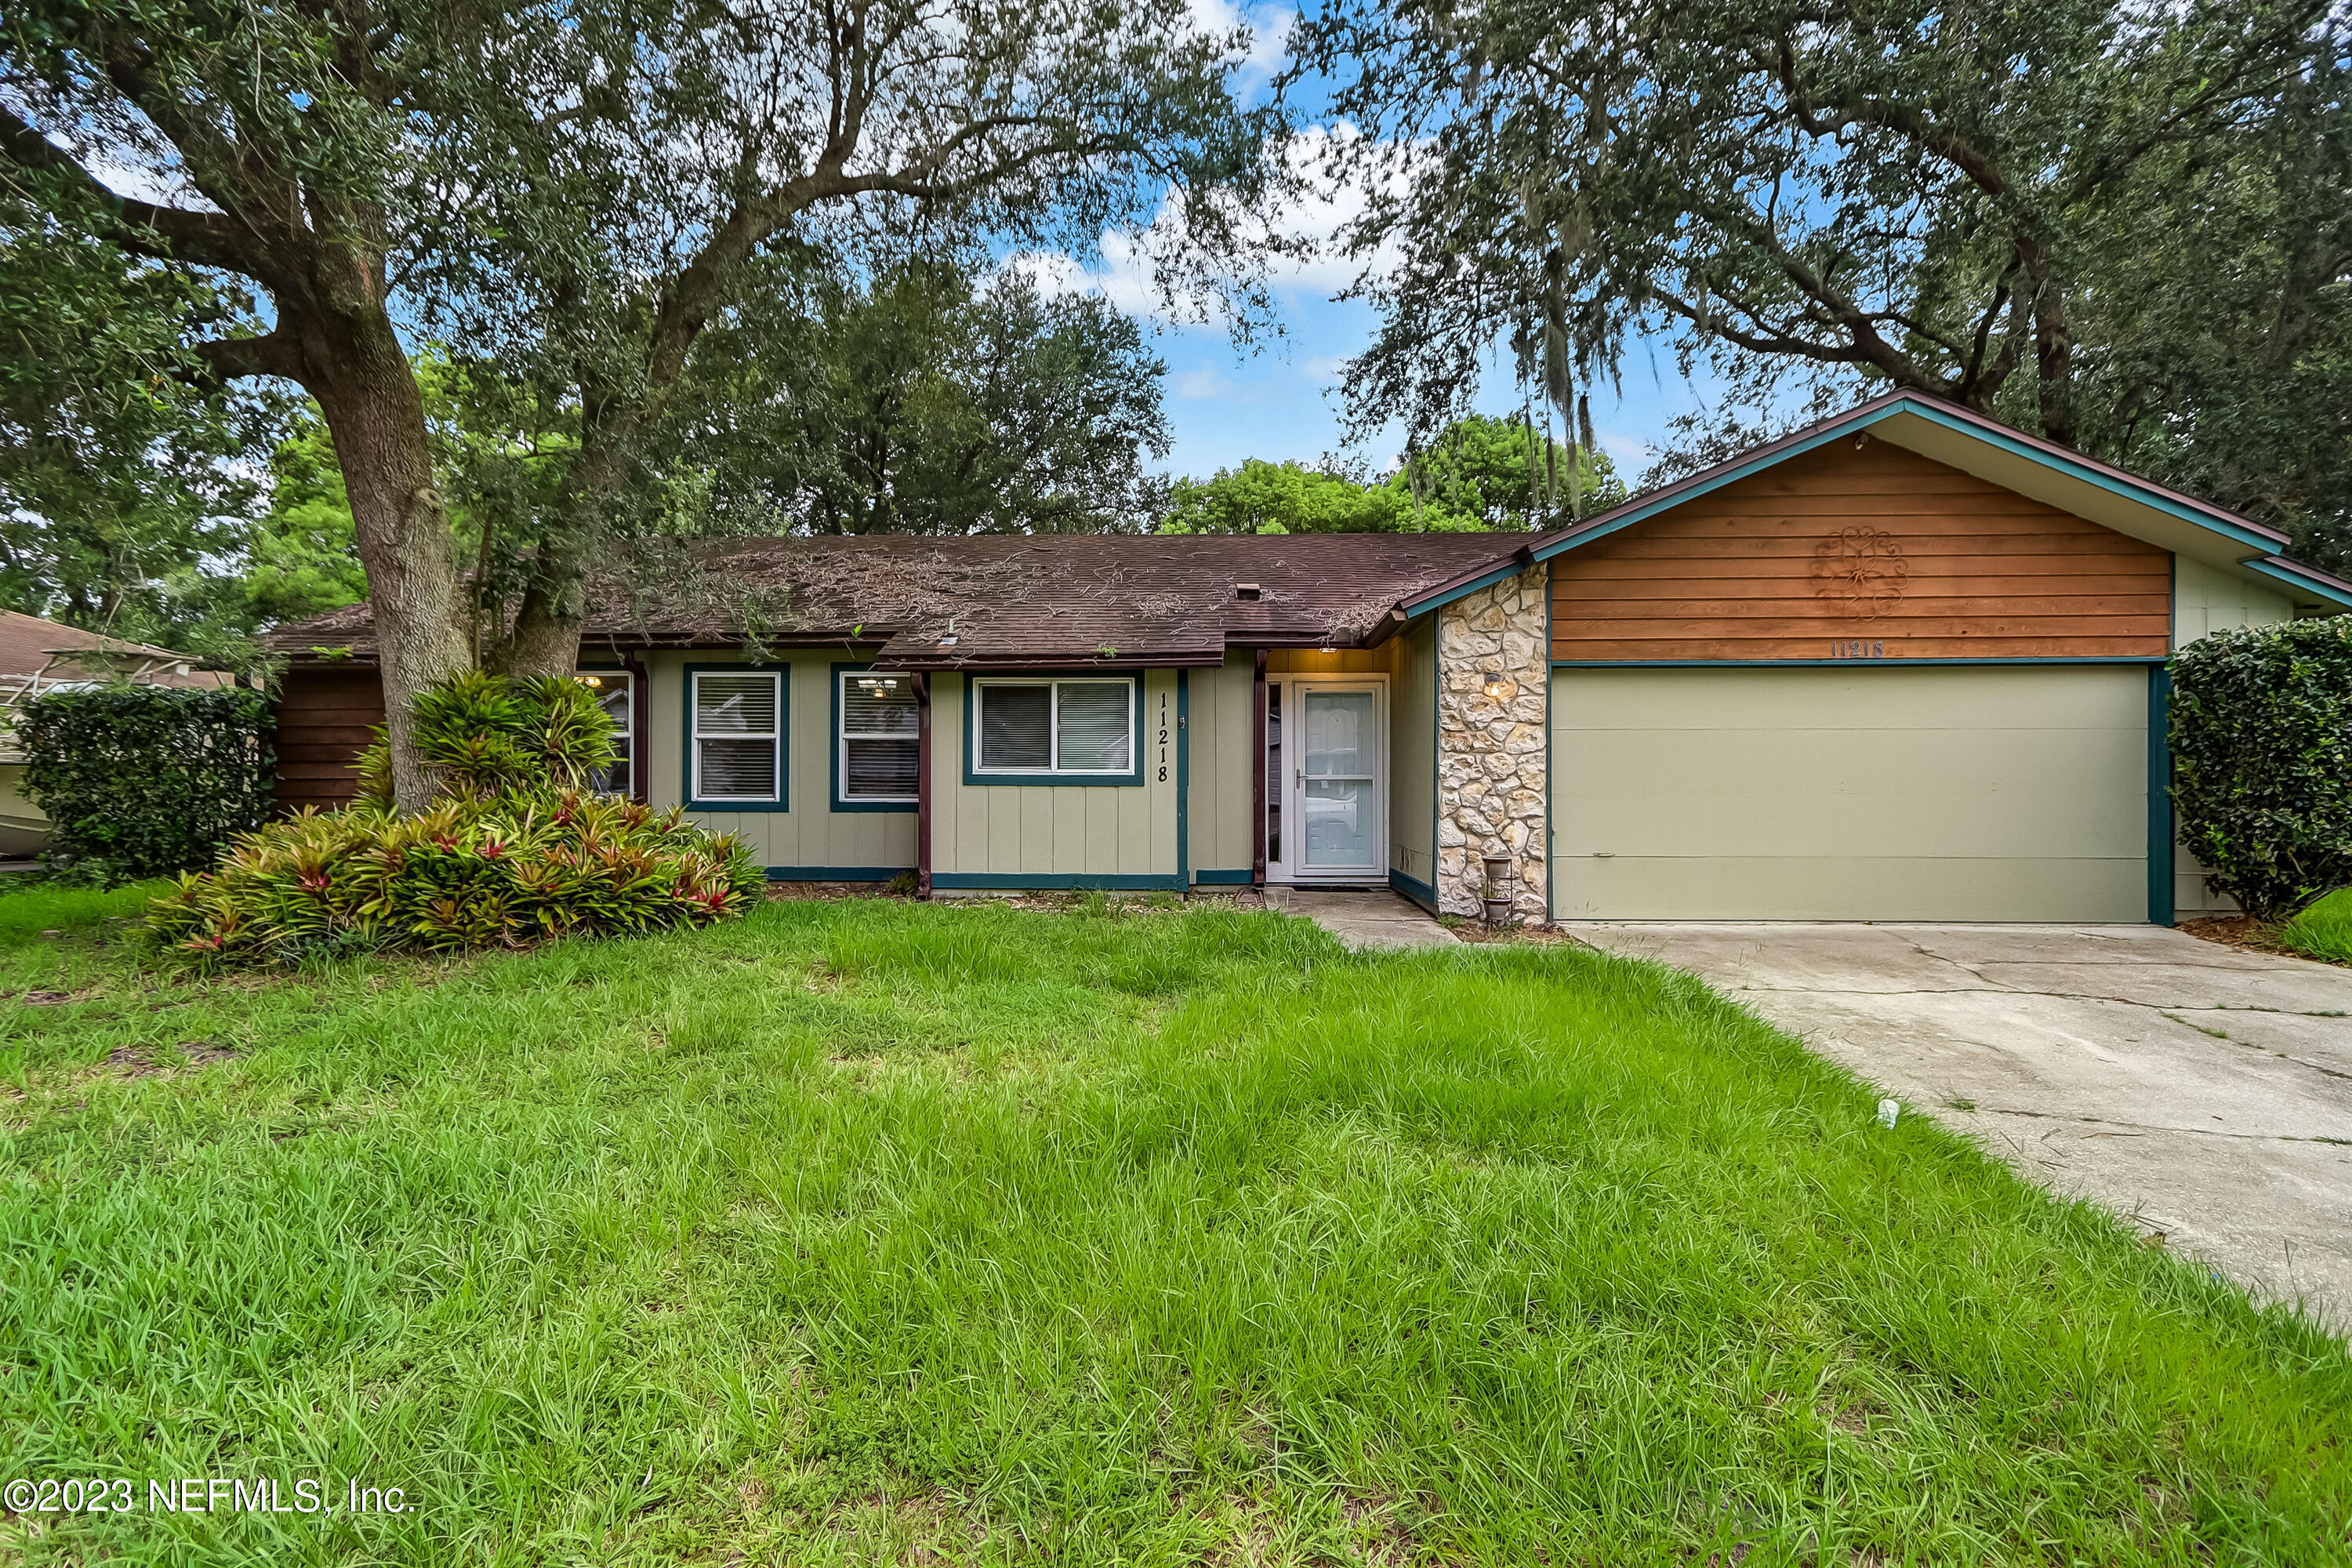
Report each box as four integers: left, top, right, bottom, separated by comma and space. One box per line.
0, 108, 266, 278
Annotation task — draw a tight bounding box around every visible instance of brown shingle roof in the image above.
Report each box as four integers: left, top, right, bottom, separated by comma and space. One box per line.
271, 533, 1526, 667
0, 610, 225, 687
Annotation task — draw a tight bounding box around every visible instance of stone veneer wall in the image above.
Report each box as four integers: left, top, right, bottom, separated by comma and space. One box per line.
1436, 568, 1549, 921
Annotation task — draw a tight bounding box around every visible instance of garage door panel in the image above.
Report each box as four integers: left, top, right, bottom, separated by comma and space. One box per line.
1550, 666, 2149, 921
1557, 855, 2147, 922
1563, 666, 2145, 731
1559, 788, 2141, 861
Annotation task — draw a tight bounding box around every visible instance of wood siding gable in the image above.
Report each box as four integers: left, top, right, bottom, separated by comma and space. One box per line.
1549, 440, 2172, 662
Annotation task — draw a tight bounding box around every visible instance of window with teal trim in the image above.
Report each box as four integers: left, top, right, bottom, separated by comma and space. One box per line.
974, 677, 1133, 775
691, 670, 781, 803
838, 669, 917, 801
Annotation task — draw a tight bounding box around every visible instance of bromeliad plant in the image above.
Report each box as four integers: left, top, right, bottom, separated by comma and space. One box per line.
149, 673, 760, 962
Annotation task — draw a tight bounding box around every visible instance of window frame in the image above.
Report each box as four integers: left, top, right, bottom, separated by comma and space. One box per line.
574, 667, 637, 799
964, 673, 1145, 786
831, 662, 920, 811
683, 663, 789, 811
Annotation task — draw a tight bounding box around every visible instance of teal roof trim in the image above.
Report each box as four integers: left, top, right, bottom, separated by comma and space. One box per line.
1889, 398, 2285, 556
1525, 418, 1875, 565
1396, 552, 1534, 618
1522, 392, 2308, 575
2242, 556, 2352, 612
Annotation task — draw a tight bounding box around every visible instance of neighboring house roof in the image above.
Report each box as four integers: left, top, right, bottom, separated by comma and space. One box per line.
0, 609, 225, 690
0, 610, 227, 764
272, 533, 1527, 669
1399, 390, 2352, 618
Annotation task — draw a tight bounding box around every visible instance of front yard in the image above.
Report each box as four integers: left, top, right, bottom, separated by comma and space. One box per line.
3, 887, 2348, 1565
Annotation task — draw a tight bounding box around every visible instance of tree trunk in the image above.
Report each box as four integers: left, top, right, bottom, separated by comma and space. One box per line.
303, 312, 472, 813
491, 579, 586, 680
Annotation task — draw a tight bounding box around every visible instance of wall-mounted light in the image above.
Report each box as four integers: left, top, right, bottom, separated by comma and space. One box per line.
1482, 676, 1513, 701
575, 674, 604, 688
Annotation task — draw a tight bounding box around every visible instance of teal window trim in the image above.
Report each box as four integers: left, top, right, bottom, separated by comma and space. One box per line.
683, 662, 789, 812
962, 671, 1146, 786
1550, 656, 2169, 669
2147, 666, 2175, 927
829, 661, 918, 812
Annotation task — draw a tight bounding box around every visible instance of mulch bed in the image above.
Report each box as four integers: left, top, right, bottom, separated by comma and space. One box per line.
2178, 913, 2348, 968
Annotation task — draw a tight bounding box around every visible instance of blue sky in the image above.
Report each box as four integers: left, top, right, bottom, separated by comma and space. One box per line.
1014, 2, 1731, 490
1145, 290, 1716, 488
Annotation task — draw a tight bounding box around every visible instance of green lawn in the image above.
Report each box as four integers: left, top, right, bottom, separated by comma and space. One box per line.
4, 888, 2349, 1566
2281, 887, 2352, 965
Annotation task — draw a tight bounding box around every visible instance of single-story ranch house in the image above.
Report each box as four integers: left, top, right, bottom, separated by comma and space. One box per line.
271, 393, 2352, 924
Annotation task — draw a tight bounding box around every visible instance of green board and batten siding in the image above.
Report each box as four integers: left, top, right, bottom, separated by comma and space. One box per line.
644, 652, 916, 879
1182, 653, 1257, 883
927, 671, 1183, 889
1388, 618, 1438, 905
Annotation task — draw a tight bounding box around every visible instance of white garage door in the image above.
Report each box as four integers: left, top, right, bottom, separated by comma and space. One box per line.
1551, 666, 2151, 921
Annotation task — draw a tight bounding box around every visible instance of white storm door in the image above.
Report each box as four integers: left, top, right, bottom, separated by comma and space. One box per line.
1282, 678, 1386, 881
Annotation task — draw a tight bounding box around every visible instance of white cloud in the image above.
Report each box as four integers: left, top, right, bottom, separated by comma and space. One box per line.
1175, 365, 1232, 399
1597, 430, 1655, 472
1187, 0, 1295, 83
1003, 122, 1416, 327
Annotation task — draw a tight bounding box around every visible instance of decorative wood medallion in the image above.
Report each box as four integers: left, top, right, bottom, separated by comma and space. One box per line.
1809, 526, 1910, 619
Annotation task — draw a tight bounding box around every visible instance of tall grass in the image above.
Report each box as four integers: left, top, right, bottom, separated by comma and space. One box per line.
2281, 887, 2352, 964
2, 897, 2347, 1565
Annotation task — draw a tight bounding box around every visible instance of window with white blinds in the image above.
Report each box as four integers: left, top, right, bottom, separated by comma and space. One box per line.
973, 678, 1134, 775
691, 670, 781, 803
838, 669, 917, 802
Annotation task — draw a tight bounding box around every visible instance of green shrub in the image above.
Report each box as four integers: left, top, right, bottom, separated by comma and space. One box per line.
16, 683, 274, 884
147, 673, 760, 963
2169, 618, 2352, 918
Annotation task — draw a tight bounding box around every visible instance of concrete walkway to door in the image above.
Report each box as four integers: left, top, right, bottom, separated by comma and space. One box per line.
1267, 887, 1460, 951
1566, 922, 2352, 1328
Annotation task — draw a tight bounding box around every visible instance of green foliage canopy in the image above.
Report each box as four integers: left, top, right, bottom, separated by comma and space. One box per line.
1160, 416, 1623, 534
666, 260, 1173, 536
1292, 0, 2352, 561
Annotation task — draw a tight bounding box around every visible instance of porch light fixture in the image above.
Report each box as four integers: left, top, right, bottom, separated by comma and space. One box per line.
1482, 675, 1513, 701
575, 674, 604, 688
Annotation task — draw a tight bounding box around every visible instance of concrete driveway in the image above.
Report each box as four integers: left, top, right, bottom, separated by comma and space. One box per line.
1564, 922, 2352, 1327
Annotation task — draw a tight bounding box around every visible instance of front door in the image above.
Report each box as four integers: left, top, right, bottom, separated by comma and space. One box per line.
1269, 676, 1387, 883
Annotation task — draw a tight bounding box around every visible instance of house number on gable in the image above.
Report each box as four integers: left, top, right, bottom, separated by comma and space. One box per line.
1157, 693, 1170, 782
1831, 640, 1887, 659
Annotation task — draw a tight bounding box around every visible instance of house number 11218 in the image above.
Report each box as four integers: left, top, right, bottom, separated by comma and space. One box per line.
1157, 692, 1170, 782
1831, 640, 1886, 659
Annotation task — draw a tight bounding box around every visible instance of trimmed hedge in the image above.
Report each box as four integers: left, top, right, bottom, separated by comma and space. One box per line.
146, 672, 759, 963
2170, 618, 2352, 919
16, 683, 274, 884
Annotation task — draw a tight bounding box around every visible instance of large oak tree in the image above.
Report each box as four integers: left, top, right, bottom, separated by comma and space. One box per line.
1290, 0, 2351, 560
3, 0, 1280, 807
